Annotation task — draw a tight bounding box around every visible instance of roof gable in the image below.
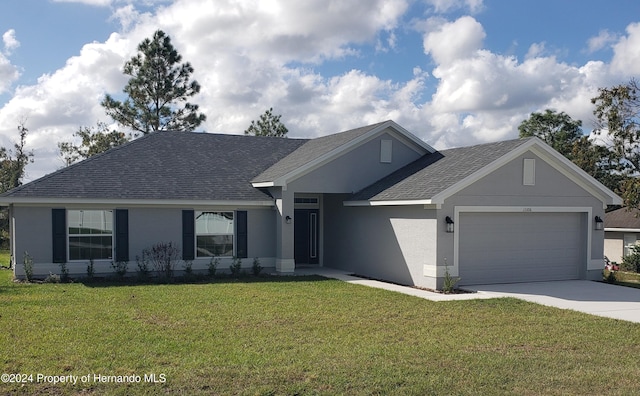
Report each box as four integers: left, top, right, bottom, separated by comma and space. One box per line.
252, 120, 434, 187
349, 138, 529, 204
348, 137, 622, 207
1, 132, 307, 203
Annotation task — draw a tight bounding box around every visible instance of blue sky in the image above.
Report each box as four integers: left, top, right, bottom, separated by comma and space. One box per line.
1, 0, 640, 181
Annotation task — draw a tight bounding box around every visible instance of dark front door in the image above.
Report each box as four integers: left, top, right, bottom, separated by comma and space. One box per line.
294, 209, 319, 264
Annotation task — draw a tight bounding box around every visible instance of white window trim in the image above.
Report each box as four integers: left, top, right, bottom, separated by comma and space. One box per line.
67, 209, 114, 262
195, 211, 235, 258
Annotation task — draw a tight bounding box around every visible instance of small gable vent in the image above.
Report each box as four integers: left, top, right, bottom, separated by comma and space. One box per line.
380, 140, 392, 163
523, 158, 535, 186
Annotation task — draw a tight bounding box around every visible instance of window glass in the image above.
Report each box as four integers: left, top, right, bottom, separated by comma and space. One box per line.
196, 212, 234, 257
68, 210, 113, 260
624, 234, 638, 257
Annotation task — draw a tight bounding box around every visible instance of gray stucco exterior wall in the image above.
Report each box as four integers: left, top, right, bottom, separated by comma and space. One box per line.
288, 132, 424, 193
10, 204, 277, 279
439, 152, 606, 282
326, 150, 608, 290
324, 194, 438, 288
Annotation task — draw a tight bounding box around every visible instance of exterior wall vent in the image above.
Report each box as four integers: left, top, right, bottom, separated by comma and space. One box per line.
523, 158, 535, 186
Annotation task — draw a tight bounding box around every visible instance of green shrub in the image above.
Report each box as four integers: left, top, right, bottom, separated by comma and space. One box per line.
135, 255, 150, 279
208, 257, 219, 277
86, 258, 95, 279
142, 242, 180, 278
59, 262, 69, 282
229, 257, 242, 276
23, 251, 33, 282
183, 260, 193, 276
251, 257, 263, 276
111, 261, 128, 278
442, 258, 460, 294
604, 269, 617, 283
621, 246, 640, 273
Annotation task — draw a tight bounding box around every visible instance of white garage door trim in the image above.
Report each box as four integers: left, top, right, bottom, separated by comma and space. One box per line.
450, 206, 594, 280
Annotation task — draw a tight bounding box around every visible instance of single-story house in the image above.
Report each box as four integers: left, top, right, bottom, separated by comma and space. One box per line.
604, 207, 640, 264
0, 120, 622, 289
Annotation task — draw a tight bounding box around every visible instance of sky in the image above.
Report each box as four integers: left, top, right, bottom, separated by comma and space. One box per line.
1, 0, 640, 182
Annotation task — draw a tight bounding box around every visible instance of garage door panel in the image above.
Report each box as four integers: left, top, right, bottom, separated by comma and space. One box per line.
458, 212, 584, 285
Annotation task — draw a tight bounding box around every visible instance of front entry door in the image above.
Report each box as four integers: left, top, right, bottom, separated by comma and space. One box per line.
294, 209, 319, 264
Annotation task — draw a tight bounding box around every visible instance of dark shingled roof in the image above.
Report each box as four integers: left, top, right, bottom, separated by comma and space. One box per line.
349, 138, 532, 201
1, 131, 307, 201
605, 207, 640, 229
253, 121, 389, 183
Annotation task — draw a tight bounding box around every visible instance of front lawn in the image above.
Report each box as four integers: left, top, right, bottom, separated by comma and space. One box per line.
603, 269, 640, 289
1, 269, 639, 395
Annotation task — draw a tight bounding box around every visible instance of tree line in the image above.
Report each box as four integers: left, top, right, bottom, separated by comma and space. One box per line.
2, 29, 640, 213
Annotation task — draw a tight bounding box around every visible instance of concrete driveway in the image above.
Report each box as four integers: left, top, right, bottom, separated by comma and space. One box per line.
466, 280, 640, 323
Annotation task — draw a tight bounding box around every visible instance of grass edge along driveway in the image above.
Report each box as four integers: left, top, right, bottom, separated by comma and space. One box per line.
1, 269, 639, 395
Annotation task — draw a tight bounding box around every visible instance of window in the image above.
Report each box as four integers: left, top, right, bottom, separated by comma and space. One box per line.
196, 211, 234, 257
624, 234, 638, 257
68, 210, 113, 260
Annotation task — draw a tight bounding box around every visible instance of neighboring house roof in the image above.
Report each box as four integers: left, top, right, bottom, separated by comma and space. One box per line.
0, 132, 307, 203
252, 120, 434, 186
605, 207, 640, 230
348, 138, 532, 203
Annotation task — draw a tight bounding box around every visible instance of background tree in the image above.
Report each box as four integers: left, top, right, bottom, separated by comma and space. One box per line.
518, 109, 583, 160
0, 121, 34, 193
592, 78, 640, 208
0, 121, 34, 250
102, 29, 206, 135
58, 122, 130, 166
244, 108, 288, 137
517, 109, 618, 190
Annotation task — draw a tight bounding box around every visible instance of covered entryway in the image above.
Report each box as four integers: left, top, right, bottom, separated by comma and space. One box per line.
457, 211, 586, 286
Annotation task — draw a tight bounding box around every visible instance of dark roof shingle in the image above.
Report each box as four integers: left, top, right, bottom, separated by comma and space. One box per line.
605, 207, 640, 229
2, 132, 307, 201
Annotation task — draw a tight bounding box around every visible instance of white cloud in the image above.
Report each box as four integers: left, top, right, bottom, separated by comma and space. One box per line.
525, 42, 546, 59
586, 29, 618, 53
610, 22, 640, 76
416, 16, 631, 148
2, 29, 19, 55
422, 16, 485, 65
424, 0, 484, 14
0, 30, 20, 95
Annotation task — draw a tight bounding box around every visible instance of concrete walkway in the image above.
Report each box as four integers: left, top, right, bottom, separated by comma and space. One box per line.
295, 267, 640, 323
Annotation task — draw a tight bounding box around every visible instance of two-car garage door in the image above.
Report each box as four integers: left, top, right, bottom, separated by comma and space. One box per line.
457, 211, 586, 286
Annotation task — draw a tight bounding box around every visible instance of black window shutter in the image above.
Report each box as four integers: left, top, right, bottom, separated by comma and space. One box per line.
115, 209, 129, 262
182, 210, 195, 260
52, 208, 66, 263
236, 210, 248, 259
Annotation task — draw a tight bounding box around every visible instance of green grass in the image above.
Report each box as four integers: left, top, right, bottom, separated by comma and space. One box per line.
0, 249, 9, 267
604, 269, 640, 289
1, 269, 639, 395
